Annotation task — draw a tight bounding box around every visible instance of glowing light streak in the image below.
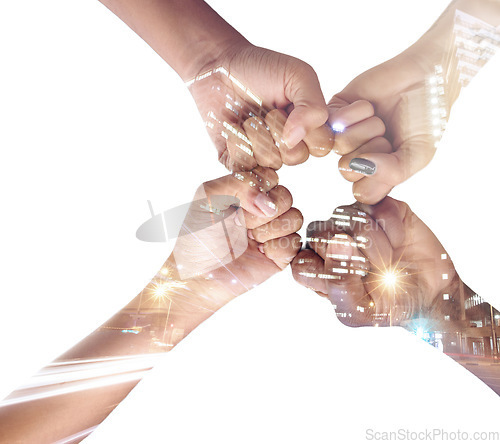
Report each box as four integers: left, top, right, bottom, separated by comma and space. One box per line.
246, 90, 262, 106
14, 354, 163, 391
318, 273, 339, 280
333, 221, 350, 227
236, 143, 254, 157
305, 237, 320, 243
299, 272, 317, 278
222, 121, 252, 145
351, 255, 366, 263
331, 213, 350, 220
352, 216, 367, 223
228, 74, 244, 91
329, 254, 349, 260
297, 258, 312, 264
53, 426, 98, 444
0, 370, 149, 408
225, 101, 239, 116
0, 354, 165, 408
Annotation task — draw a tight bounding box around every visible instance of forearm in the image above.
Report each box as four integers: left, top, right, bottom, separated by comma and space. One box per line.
406, 0, 500, 63
0, 261, 243, 443
98, 0, 248, 80
426, 0, 500, 41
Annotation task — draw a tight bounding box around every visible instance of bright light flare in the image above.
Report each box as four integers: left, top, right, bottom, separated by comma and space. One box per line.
416, 326, 425, 339
0, 354, 163, 408
382, 270, 398, 288
331, 122, 345, 133
149, 279, 185, 300
153, 283, 169, 298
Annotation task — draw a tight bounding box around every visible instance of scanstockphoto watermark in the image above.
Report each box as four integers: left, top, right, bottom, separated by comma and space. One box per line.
365, 428, 500, 441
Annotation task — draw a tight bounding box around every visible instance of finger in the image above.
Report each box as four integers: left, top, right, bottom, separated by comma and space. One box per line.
225, 125, 258, 171
192, 69, 266, 172
241, 184, 293, 230
324, 233, 372, 326
250, 207, 303, 243
338, 137, 393, 182
303, 124, 335, 158
325, 234, 370, 285
350, 135, 436, 204
329, 205, 393, 278
203, 168, 279, 218
263, 233, 302, 270
326, 204, 405, 325
328, 99, 375, 132
291, 249, 328, 295
233, 166, 280, 192
305, 218, 338, 261
352, 180, 394, 206
359, 197, 455, 300
332, 116, 386, 155
265, 109, 309, 166
243, 116, 283, 169
282, 63, 329, 149
354, 197, 409, 250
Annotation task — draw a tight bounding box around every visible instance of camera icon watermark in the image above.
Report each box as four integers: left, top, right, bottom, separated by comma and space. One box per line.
136, 197, 247, 280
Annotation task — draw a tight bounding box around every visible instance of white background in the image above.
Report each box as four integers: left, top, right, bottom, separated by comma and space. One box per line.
1, 0, 500, 443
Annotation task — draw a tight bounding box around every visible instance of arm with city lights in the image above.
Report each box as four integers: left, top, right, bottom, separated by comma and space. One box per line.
96, 0, 336, 171
291, 197, 500, 394
0, 167, 303, 443
327, 0, 500, 204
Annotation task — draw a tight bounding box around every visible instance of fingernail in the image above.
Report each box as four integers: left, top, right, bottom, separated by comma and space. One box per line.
258, 244, 265, 254
248, 230, 255, 240
254, 193, 278, 217
349, 158, 376, 176
284, 126, 306, 149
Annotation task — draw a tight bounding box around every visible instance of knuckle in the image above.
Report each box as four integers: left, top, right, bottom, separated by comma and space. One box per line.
371, 136, 392, 153
306, 219, 324, 236
288, 207, 304, 231
371, 116, 386, 135
309, 105, 329, 126
355, 99, 375, 117
334, 134, 354, 155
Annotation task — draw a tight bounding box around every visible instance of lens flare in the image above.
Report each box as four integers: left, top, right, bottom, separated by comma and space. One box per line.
382, 270, 398, 287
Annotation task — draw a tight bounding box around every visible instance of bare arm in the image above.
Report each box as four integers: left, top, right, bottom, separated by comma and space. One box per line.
98, 0, 247, 81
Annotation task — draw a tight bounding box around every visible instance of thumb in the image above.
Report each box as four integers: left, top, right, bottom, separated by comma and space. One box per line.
348, 135, 436, 204
282, 63, 329, 149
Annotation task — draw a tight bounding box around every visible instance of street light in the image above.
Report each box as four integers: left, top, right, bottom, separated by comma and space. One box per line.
382, 270, 398, 288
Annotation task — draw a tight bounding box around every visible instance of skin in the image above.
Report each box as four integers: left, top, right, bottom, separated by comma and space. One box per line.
0, 169, 302, 443
291, 197, 458, 327
328, 0, 500, 204
98, 0, 335, 171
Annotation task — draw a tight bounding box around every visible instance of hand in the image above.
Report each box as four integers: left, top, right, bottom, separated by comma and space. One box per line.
328, 52, 439, 204
188, 42, 335, 171
327, 0, 500, 204
166, 166, 303, 310
291, 197, 457, 329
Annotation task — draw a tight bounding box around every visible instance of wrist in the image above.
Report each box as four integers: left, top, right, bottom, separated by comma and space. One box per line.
404, 0, 500, 71
163, 255, 241, 311
182, 37, 252, 82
